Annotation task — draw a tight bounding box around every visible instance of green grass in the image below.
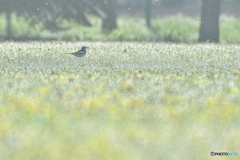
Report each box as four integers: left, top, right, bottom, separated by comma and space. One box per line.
0, 14, 240, 43
0, 42, 240, 159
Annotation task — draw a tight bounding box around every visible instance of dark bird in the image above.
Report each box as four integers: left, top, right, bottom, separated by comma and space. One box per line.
65, 46, 89, 58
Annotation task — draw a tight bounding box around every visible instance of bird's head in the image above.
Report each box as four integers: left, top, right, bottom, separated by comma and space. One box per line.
81, 46, 88, 51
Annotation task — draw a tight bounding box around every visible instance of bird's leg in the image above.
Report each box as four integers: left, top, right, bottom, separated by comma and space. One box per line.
79, 59, 82, 65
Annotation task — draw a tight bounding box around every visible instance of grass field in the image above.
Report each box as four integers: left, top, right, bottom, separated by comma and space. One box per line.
0, 14, 240, 43
0, 42, 240, 159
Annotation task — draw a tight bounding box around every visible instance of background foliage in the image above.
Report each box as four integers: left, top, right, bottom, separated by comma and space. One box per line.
0, 0, 111, 30
0, 14, 240, 43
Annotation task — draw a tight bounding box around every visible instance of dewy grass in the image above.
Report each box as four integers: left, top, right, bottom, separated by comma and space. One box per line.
0, 42, 240, 159
0, 14, 240, 43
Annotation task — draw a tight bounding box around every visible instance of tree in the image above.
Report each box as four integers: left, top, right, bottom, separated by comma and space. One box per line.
199, 0, 221, 43
101, 0, 117, 32
0, 0, 118, 35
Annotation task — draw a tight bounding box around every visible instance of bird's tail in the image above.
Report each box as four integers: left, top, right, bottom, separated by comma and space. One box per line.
63, 53, 72, 55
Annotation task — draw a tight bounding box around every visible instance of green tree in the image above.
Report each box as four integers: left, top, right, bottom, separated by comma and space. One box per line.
0, 0, 117, 36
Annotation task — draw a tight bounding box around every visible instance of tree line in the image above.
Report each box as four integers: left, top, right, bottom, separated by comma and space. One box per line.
0, 0, 221, 42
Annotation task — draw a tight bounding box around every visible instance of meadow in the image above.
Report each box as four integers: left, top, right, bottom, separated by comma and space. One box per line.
0, 41, 240, 159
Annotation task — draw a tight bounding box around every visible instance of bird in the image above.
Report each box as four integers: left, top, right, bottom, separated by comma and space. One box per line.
64, 46, 88, 58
